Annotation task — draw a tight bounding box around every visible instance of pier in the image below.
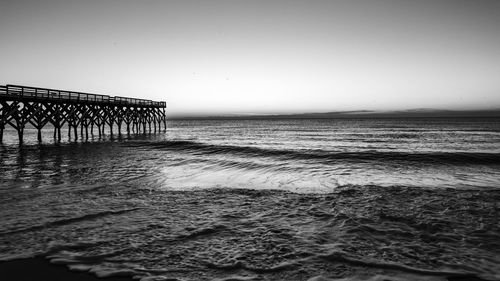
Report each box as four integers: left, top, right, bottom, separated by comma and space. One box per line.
0, 84, 167, 143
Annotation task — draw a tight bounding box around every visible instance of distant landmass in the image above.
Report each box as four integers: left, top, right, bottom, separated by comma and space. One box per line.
171, 109, 500, 119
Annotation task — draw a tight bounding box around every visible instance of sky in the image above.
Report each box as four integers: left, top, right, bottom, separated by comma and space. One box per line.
1, 0, 500, 117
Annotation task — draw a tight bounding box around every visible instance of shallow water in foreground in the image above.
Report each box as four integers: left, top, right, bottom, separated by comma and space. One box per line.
1, 184, 499, 281
0, 118, 500, 280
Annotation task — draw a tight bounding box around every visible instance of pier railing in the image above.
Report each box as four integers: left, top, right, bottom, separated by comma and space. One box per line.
0, 85, 166, 108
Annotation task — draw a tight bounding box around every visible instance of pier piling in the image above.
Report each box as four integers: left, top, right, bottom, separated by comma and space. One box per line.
0, 85, 167, 143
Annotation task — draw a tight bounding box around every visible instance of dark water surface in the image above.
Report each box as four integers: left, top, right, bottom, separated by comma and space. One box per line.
0, 118, 499, 281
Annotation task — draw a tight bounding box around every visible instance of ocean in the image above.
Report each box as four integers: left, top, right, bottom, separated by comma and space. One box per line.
0, 118, 499, 281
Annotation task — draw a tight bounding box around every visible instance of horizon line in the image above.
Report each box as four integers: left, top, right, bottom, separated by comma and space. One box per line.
168, 108, 500, 119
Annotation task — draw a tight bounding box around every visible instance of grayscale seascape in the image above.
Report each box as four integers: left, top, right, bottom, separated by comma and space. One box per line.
1, 118, 499, 281
2, 1, 500, 280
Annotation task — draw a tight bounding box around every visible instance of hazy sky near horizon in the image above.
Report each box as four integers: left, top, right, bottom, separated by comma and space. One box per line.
1, 0, 500, 116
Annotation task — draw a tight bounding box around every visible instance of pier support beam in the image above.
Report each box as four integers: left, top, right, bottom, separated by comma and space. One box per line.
0, 84, 166, 144
17, 128, 24, 144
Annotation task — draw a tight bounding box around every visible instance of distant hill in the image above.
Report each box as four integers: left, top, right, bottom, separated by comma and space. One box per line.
170, 109, 500, 119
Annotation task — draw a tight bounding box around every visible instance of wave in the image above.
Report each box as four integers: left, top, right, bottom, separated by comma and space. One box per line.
127, 140, 500, 165
0, 208, 141, 237
317, 251, 482, 279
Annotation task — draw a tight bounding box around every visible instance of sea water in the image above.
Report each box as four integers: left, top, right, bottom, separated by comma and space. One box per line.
0, 118, 499, 280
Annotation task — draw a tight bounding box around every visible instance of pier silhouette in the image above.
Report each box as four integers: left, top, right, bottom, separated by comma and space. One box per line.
0, 84, 167, 143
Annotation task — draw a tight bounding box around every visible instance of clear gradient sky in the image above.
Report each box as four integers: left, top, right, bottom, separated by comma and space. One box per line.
1, 0, 500, 117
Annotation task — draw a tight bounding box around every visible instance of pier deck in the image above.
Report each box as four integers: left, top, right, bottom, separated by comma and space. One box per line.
0, 84, 167, 143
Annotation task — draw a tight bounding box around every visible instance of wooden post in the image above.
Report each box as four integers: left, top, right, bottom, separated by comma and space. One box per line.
157, 109, 162, 132
36, 104, 43, 142
109, 121, 113, 135
0, 104, 3, 142
163, 108, 167, 131
0, 102, 4, 142
18, 127, 24, 144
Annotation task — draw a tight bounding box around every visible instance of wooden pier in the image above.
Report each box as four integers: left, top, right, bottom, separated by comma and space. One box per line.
0, 84, 167, 143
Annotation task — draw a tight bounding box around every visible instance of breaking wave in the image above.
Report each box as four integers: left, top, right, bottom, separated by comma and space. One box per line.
129, 140, 500, 165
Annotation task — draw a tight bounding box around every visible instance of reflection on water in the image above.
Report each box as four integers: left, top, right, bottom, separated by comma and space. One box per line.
0, 134, 167, 190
